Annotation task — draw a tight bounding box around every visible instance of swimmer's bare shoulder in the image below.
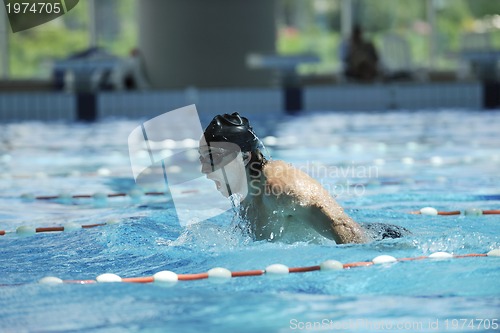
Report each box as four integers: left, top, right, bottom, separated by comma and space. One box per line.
262, 160, 367, 244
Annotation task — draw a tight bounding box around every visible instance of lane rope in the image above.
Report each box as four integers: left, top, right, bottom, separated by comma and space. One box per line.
2, 204, 499, 236
9, 190, 500, 215
24, 248, 500, 286
1, 221, 113, 236
19, 190, 170, 201
411, 207, 500, 216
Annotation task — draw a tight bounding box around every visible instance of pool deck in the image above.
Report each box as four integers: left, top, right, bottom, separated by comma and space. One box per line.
0, 78, 499, 122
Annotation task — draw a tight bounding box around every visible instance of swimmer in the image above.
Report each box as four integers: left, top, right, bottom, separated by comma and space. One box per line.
199, 113, 409, 244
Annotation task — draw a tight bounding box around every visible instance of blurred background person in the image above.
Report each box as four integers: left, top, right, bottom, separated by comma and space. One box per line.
339, 24, 380, 81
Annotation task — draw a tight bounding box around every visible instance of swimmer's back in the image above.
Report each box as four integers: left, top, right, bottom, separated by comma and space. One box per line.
362, 223, 411, 241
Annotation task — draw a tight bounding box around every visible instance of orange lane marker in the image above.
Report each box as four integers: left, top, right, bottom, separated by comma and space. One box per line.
177, 273, 209, 281
122, 276, 155, 283
483, 209, 500, 215
438, 211, 461, 215
453, 253, 487, 258
343, 261, 373, 269
398, 256, 428, 262
35, 227, 64, 233
81, 223, 107, 229
231, 270, 264, 277
7, 250, 495, 287
289, 265, 321, 273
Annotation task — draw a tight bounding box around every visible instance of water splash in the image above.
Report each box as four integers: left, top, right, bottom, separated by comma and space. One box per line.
228, 192, 253, 239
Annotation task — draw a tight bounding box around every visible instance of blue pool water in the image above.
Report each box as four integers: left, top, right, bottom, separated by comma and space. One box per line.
0, 109, 499, 332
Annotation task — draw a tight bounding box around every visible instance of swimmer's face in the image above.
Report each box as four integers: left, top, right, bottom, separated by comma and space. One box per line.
199, 146, 237, 174
198, 143, 248, 198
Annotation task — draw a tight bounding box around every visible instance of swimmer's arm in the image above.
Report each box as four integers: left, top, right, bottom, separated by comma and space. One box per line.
263, 161, 368, 244
314, 199, 368, 244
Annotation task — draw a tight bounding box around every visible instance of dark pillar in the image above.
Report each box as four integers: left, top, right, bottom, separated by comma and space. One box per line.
138, 0, 276, 89
483, 81, 500, 109
284, 87, 302, 114
77, 93, 97, 122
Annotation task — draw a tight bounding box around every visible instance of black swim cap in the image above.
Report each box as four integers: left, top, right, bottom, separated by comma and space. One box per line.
203, 113, 260, 152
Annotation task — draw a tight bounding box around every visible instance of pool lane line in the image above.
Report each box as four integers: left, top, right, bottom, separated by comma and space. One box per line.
30, 192, 167, 200
17, 190, 198, 201
0, 222, 108, 236
15, 192, 500, 217
3, 205, 499, 236
410, 207, 500, 216
0, 250, 497, 287
23, 249, 497, 286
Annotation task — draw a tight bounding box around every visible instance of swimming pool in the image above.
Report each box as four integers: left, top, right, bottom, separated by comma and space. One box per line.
0, 109, 499, 332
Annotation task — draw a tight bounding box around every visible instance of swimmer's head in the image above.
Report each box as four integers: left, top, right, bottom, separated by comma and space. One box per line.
200, 112, 267, 176
202, 113, 259, 152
